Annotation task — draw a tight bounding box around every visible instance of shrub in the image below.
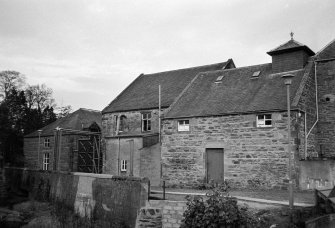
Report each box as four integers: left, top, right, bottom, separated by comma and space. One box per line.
181, 181, 265, 228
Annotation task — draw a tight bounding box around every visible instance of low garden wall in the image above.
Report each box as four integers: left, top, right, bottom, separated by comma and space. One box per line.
299, 160, 335, 190
4, 167, 149, 228
148, 200, 187, 228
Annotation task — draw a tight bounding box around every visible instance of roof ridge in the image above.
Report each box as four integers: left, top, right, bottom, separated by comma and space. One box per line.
211, 63, 271, 73
142, 61, 228, 76
268, 39, 304, 53
79, 108, 101, 113
315, 38, 335, 58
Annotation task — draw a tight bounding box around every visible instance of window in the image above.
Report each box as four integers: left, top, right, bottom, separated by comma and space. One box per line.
142, 113, 151, 132
257, 114, 272, 127
252, 71, 261, 77
44, 138, 50, 148
178, 120, 190, 132
119, 115, 127, 132
121, 160, 127, 172
43, 153, 50, 170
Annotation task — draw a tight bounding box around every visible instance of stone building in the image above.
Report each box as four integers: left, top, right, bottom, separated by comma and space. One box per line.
102, 36, 335, 189
162, 37, 335, 189
24, 108, 102, 172
102, 60, 235, 186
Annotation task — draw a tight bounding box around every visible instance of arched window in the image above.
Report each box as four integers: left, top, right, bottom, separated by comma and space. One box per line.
119, 115, 127, 132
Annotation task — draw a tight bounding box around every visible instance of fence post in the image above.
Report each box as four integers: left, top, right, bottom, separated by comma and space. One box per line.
163, 180, 166, 200
148, 180, 151, 201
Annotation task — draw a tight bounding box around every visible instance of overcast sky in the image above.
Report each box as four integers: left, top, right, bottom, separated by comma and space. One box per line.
1, 0, 334, 111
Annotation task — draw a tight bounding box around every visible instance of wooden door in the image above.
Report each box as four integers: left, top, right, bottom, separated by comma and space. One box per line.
206, 148, 224, 183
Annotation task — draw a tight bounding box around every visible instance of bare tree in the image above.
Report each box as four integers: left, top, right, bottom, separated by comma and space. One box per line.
0, 71, 26, 100
25, 84, 55, 111
56, 105, 72, 118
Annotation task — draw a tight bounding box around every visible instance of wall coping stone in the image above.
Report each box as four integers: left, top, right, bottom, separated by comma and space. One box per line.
151, 190, 315, 207
5, 167, 148, 182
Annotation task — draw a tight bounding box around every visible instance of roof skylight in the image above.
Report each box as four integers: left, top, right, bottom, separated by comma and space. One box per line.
252, 71, 261, 77
216, 75, 224, 81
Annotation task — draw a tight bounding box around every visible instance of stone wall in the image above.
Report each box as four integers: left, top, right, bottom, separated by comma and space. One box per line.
102, 109, 162, 186
299, 160, 335, 190
104, 137, 143, 176
140, 143, 161, 186
316, 60, 335, 157
102, 109, 161, 137
24, 135, 79, 172
296, 61, 318, 158
5, 167, 148, 228
149, 200, 187, 228
162, 112, 302, 189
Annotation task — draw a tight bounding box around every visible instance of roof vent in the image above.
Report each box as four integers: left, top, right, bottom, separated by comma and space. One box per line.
252, 71, 261, 78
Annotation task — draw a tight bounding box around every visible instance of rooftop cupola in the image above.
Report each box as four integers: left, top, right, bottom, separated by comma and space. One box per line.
267, 32, 315, 73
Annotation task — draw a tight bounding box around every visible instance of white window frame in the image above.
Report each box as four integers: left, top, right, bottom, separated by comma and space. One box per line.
43, 153, 50, 170
44, 138, 50, 148
257, 114, 272, 127
141, 112, 151, 132
121, 160, 127, 172
178, 120, 190, 132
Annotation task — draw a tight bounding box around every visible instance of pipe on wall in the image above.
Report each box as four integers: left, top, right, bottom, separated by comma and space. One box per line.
304, 61, 319, 159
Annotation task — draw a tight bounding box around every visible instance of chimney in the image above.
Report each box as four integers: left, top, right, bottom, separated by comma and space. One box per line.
267, 33, 315, 73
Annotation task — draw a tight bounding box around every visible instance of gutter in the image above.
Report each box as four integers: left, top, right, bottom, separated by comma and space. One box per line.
164, 108, 303, 120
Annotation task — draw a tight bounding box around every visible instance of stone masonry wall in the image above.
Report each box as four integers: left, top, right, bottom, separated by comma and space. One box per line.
24, 135, 79, 172
149, 200, 187, 228
140, 143, 161, 186
162, 112, 302, 189
104, 137, 143, 176
102, 109, 162, 184
102, 109, 161, 137
316, 60, 335, 157
5, 168, 149, 228
296, 61, 318, 158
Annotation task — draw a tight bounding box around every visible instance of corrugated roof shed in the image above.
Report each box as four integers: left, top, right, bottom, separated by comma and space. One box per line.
165, 61, 314, 119
102, 60, 234, 113
25, 108, 102, 137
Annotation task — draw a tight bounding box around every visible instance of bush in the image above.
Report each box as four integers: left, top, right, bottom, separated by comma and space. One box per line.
181, 181, 265, 228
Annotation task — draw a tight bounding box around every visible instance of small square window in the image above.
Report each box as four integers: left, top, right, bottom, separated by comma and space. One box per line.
121, 160, 127, 172
257, 114, 272, 127
43, 153, 50, 170
44, 138, 50, 148
178, 120, 190, 132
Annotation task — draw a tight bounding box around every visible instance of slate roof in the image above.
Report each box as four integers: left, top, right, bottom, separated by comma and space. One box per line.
267, 39, 315, 56
315, 38, 335, 60
102, 60, 234, 113
25, 108, 102, 137
165, 61, 313, 119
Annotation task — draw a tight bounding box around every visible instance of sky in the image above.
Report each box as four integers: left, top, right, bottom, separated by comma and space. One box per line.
0, 0, 335, 111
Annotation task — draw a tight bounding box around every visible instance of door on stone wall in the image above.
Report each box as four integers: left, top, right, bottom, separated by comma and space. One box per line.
206, 148, 224, 183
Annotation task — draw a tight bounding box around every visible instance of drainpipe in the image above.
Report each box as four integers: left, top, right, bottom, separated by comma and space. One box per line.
305, 61, 319, 159
37, 130, 42, 169
159, 85, 163, 180
116, 115, 121, 175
